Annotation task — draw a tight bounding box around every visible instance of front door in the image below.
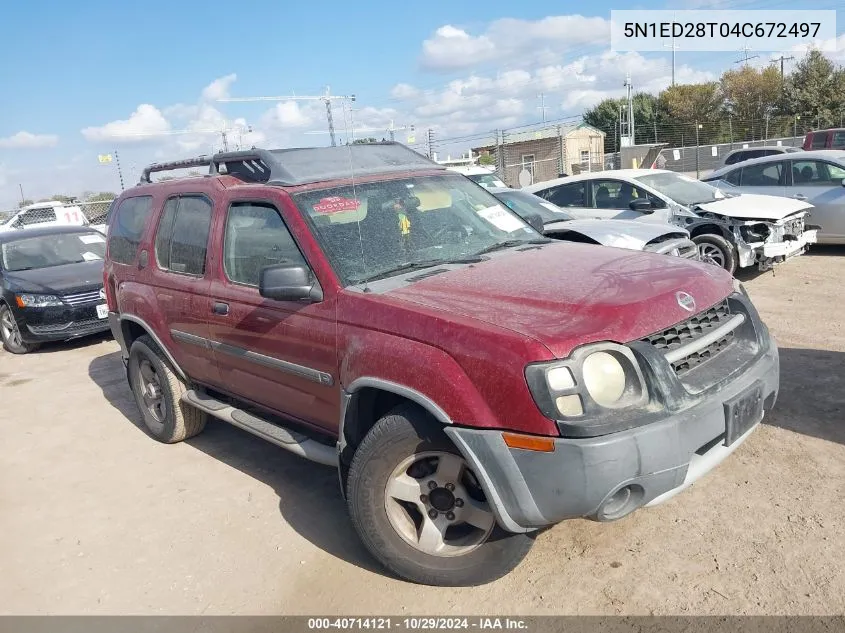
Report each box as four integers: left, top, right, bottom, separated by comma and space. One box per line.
787, 159, 845, 243
206, 200, 339, 433
586, 179, 656, 221
737, 160, 788, 198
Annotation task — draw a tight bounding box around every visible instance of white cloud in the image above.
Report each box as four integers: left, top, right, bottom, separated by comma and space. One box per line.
391, 83, 421, 100
81, 104, 171, 142
0, 131, 59, 149
782, 34, 845, 65
201, 73, 237, 102
261, 101, 315, 129
420, 15, 609, 71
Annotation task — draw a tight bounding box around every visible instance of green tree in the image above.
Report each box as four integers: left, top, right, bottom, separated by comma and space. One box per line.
17, 199, 34, 208
86, 192, 117, 202
784, 49, 845, 129
49, 194, 76, 204
584, 92, 661, 152
658, 83, 722, 144
352, 137, 379, 144
720, 65, 784, 140
478, 153, 495, 166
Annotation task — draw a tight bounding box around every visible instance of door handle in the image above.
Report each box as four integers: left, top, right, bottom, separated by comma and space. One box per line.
212, 302, 229, 316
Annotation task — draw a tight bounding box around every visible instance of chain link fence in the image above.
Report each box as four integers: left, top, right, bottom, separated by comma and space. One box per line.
0, 199, 115, 231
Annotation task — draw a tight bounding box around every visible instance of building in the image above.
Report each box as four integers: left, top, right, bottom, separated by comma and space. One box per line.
473, 123, 606, 188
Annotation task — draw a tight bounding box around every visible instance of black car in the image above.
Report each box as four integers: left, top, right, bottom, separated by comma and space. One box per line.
0, 226, 110, 354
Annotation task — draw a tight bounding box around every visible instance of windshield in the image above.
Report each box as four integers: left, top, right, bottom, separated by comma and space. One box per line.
293, 173, 542, 284
0, 231, 106, 272
634, 172, 722, 206
494, 190, 574, 224
467, 173, 507, 189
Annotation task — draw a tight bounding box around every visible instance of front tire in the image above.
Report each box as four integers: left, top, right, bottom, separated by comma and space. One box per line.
127, 335, 207, 443
693, 233, 738, 274
347, 404, 534, 586
0, 304, 38, 354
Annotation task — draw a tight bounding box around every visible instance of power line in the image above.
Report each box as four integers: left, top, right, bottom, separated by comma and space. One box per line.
734, 45, 760, 66
773, 54, 795, 78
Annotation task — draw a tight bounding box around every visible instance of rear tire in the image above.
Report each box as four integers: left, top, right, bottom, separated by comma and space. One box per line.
0, 304, 38, 354
693, 233, 738, 274
346, 404, 534, 586
127, 335, 207, 443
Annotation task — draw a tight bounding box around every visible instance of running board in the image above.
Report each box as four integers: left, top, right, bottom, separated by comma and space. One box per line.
182, 390, 337, 467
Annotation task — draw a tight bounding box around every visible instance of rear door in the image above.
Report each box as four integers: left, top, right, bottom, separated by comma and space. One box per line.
737, 160, 787, 198
787, 159, 845, 242
584, 178, 657, 221
205, 198, 339, 433
535, 182, 593, 219
147, 194, 221, 386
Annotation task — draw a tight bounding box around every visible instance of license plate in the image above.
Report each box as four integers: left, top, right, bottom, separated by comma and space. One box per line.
96, 304, 108, 319
724, 382, 764, 446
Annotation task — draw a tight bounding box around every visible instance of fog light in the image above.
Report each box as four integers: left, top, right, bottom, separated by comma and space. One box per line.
555, 394, 583, 416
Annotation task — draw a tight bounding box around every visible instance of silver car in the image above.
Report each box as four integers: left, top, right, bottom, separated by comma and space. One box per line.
523, 169, 818, 273
490, 188, 698, 259
720, 145, 802, 168
704, 150, 845, 244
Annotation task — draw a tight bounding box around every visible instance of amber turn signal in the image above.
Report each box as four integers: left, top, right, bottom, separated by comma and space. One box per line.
502, 432, 556, 452
15, 296, 25, 308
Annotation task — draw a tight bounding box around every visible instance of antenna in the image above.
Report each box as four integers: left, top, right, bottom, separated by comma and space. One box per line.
734, 45, 759, 66
537, 93, 548, 123
218, 87, 355, 147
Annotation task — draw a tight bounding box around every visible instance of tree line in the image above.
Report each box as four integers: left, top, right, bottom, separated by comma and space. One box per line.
584, 49, 845, 153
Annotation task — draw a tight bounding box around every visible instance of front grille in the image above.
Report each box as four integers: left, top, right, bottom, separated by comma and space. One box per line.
28, 316, 106, 335
642, 300, 735, 375
62, 290, 101, 306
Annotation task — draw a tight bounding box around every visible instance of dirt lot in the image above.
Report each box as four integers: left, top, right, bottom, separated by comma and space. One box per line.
1, 248, 843, 616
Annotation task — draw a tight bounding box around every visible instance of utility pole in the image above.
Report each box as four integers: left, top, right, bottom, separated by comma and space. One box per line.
620, 73, 635, 147
734, 45, 759, 66
774, 55, 794, 79
695, 122, 702, 179
426, 129, 435, 159
114, 150, 125, 191
19, 184, 25, 204
537, 93, 548, 123
218, 87, 355, 147
663, 37, 679, 86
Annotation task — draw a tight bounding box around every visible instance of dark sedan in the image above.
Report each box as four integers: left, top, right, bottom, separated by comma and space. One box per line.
0, 226, 110, 354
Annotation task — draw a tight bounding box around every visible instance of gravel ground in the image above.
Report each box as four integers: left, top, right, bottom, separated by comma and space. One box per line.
1, 247, 843, 615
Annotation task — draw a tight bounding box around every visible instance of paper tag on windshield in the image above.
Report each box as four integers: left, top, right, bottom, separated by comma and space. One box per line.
477, 205, 525, 233
79, 234, 105, 244
81, 251, 102, 261
313, 196, 361, 214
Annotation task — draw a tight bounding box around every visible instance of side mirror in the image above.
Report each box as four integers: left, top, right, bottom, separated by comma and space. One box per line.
259, 264, 323, 302
629, 199, 655, 214
523, 212, 545, 233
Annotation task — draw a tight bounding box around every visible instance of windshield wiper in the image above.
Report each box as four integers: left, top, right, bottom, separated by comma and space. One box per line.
355, 256, 485, 284
473, 238, 551, 256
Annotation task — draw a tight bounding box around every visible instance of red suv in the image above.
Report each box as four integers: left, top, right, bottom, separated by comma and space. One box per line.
803, 128, 845, 150
104, 144, 779, 586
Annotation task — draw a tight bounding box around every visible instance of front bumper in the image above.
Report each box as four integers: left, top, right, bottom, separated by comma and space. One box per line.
13, 302, 110, 343
762, 229, 818, 258
446, 301, 779, 534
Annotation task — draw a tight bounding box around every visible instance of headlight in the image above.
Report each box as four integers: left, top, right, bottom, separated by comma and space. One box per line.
582, 351, 626, 406
15, 294, 63, 307
525, 343, 649, 422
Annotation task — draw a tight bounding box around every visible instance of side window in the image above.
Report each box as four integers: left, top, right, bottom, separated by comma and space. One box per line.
544, 183, 586, 208
833, 131, 845, 148
108, 196, 153, 265
223, 202, 308, 287
811, 133, 827, 149
590, 180, 649, 209
723, 169, 741, 186
724, 153, 739, 165
155, 196, 212, 275
739, 161, 784, 186
790, 160, 845, 186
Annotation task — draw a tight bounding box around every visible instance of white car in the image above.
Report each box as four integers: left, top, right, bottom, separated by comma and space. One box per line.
523, 169, 818, 273
0, 201, 89, 234
447, 165, 508, 189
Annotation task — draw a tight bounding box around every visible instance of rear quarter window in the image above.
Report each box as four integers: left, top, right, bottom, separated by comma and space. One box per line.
811, 133, 828, 149
108, 196, 153, 265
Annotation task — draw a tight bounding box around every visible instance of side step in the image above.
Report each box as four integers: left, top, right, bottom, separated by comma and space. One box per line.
182, 390, 337, 467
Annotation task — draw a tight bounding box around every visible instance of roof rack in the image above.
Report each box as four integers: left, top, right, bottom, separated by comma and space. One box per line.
138, 142, 445, 187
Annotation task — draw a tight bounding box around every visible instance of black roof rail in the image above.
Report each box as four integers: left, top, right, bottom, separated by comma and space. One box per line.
139, 142, 445, 188
139, 156, 216, 184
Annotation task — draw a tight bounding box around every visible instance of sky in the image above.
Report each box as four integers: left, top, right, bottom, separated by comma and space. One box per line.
1, 0, 843, 208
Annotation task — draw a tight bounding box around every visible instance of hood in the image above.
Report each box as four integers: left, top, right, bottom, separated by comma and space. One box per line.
2, 260, 104, 295
386, 242, 733, 358
695, 193, 811, 220
543, 218, 687, 250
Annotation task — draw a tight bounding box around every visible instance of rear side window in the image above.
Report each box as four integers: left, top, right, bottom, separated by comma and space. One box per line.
223, 202, 308, 287
544, 183, 586, 207
811, 133, 828, 149
109, 196, 153, 265
154, 196, 212, 276
832, 131, 845, 148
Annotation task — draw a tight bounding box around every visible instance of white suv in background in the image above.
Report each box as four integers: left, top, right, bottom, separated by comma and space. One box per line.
0, 201, 89, 233
446, 165, 508, 189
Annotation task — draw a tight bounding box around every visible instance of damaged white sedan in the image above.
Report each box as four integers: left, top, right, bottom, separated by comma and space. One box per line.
524, 169, 818, 274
